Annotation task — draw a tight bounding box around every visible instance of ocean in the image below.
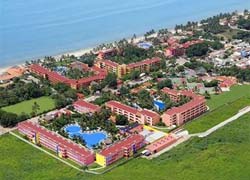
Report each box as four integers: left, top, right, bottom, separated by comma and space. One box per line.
0, 0, 250, 67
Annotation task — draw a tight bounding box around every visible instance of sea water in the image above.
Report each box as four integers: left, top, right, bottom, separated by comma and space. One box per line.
0, 0, 250, 67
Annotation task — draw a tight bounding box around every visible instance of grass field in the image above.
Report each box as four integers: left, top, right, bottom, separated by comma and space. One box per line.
1, 96, 56, 115
206, 85, 250, 111
217, 29, 240, 40
0, 134, 82, 180
184, 96, 250, 134
183, 85, 250, 134
1, 113, 250, 180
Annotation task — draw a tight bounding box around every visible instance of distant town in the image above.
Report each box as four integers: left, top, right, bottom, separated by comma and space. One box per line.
1, 9, 250, 176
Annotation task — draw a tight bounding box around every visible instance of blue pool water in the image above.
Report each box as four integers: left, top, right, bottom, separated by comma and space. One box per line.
137, 42, 153, 49
1, 0, 250, 67
65, 125, 107, 148
154, 100, 166, 111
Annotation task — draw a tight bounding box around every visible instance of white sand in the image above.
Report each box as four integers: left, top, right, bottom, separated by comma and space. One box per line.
0, 33, 150, 73
0, 66, 11, 75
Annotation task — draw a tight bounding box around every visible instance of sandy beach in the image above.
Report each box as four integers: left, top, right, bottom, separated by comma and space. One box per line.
0, 34, 148, 74
0, 66, 11, 75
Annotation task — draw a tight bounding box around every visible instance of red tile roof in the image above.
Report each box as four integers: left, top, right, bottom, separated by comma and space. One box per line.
140, 109, 159, 119
127, 57, 161, 68
29, 64, 107, 88
30, 64, 49, 74
47, 71, 70, 83
164, 96, 205, 116
146, 135, 177, 152
103, 59, 119, 68
18, 121, 93, 157
161, 87, 179, 96
99, 134, 144, 157
106, 101, 138, 114
73, 100, 101, 112
162, 88, 206, 116
106, 100, 160, 120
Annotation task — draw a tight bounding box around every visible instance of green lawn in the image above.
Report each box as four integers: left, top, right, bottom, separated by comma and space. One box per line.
207, 85, 250, 111
183, 85, 250, 134
184, 96, 250, 134
217, 29, 240, 40
2, 114, 250, 180
1, 96, 56, 115
0, 134, 83, 180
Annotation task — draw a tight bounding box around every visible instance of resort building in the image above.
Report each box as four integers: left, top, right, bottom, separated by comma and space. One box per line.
96, 134, 145, 167
126, 57, 161, 73
17, 121, 95, 165
161, 88, 207, 126
145, 134, 177, 154
95, 57, 161, 78
95, 59, 119, 74
165, 39, 203, 57
106, 100, 160, 125
70, 61, 89, 72
161, 88, 181, 102
73, 100, 101, 114
29, 64, 107, 89
0, 66, 26, 83
216, 76, 237, 91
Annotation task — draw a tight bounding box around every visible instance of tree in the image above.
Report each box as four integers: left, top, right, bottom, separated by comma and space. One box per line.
116, 115, 129, 125
54, 83, 70, 94
203, 80, 219, 87
104, 73, 117, 88
130, 70, 140, 80
186, 43, 209, 57
209, 41, 224, 50
31, 102, 40, 116
138, 90, 153, 109
120, 86, 129, 95
176, 65, 185, 73
204, 91, 211, 99
157, 79, 173, 90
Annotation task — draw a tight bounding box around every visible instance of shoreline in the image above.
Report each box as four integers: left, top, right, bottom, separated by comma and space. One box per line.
0, 8, 246, 74
0, 34, 147, 74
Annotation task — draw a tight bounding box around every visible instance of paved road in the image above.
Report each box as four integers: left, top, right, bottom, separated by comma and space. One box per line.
0, 126, 16, 136
191, 106, 250, 138
148, 106, 250, 159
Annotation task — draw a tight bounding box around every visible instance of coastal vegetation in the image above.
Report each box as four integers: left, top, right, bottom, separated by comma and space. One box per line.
238, 16, 250, 30
107, 42, 155, 64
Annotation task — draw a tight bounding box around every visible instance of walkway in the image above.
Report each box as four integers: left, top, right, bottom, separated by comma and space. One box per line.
147, 106, 250, 159
191, 106, 250, 138
0, 126, 16, 136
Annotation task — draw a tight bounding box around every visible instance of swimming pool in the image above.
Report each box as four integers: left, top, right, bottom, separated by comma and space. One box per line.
154, 100, 166, 111
65, 124, 107, 149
